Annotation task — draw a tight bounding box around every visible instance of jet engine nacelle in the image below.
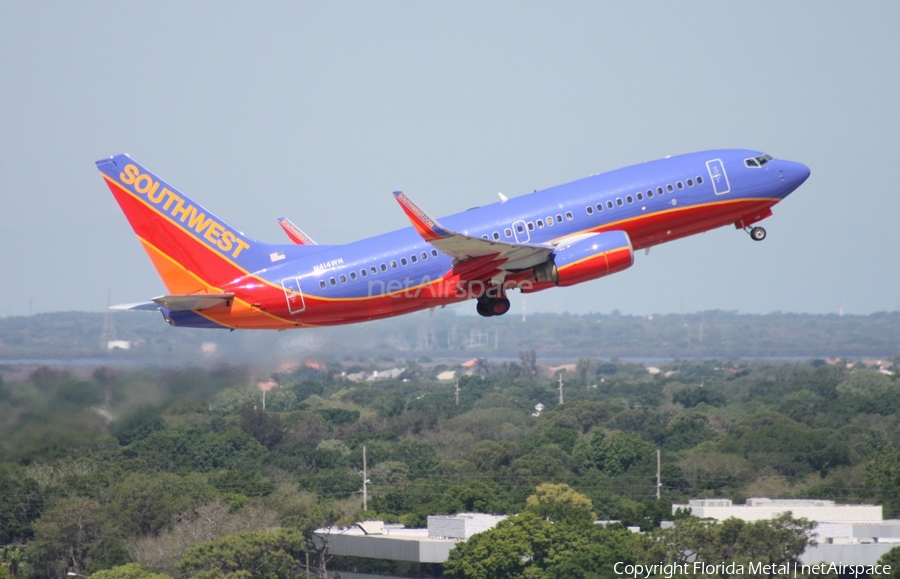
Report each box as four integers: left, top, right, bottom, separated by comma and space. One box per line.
523, 230, 634, 292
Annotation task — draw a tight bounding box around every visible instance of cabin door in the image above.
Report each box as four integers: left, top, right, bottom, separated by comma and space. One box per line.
706, 159, 731, 195
281, 277, 306, 314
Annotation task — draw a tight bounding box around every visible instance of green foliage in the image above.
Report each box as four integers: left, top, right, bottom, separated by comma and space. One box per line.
112, 406, 166, 446
27, 496, 109, 578
573, 429, 655, 475
2, 352, 900, 578
108, 472, 216, 537
125, 426, 267, 472
719, 410, 851, 477
89, 563, 173, 579
878, 546, 900, 579
643, 513, 815, 572
238, 403, 285, 449
444, 511, 643, 579
316, 407, 361, 426
177, 528, 306, 579
0, 465, 43, 543
673, 385, 726, 408
525, 483, 594, 525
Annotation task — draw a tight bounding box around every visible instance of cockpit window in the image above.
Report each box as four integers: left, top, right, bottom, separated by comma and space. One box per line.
745, 154, 774, 168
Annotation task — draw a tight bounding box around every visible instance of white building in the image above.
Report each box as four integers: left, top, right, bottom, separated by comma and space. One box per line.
314, 513, 506, 564
673, 498, 900, 565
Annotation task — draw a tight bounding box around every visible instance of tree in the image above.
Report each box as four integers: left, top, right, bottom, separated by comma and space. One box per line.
444, 511, 643, 579
176, 529, 305, 579
525, 483, 595, 525
642, 513, 815, 576
573, 429, 654, 475
877, 546, 900, 579
238, 403, 284, 450
88, 563, 172, 579
0, 465, 43, 544
108, 472, 216, 537
128, 500, 279, 576
27, 497, 108, 577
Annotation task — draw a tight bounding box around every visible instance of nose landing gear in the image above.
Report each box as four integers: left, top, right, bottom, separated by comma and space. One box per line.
746, 226, 766, 241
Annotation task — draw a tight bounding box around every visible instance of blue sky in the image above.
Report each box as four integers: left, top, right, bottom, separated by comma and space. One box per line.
1, 2, 898, 318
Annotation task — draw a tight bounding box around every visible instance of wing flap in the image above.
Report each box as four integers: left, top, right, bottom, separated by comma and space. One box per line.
152, 293, 235, 311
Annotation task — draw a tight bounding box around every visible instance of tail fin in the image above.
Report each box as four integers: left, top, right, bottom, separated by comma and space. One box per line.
96, 154, 263, 295
277, 216, 317, 245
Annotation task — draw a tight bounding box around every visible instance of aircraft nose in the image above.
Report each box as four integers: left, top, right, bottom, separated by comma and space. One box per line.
779, 160, 810, 195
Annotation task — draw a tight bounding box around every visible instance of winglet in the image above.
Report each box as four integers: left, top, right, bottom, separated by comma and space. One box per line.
392, 191, 452, 242
277, 217, 317, 245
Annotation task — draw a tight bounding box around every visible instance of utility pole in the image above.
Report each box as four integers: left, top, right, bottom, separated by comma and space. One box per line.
558, 373, 564, 405
656, 449, 661, 500
362, 445, 368, 511
455, 380, 460, 406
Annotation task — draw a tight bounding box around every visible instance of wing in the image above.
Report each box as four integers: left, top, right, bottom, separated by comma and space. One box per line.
392, 191, 553, 286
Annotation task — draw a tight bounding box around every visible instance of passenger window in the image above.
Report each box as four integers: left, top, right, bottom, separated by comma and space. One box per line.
647, 189, 653, 198
504, 228, 512, 237
616, 198, 623, 207
421, 252, 428, 260
667, 184, 674, 192
340, 274, 347, 283
555, 214, 562, 223
371, 266, 378, 274
380, 263, 387, 272
330, 277, 337, 286
596, 203, 604, 212
606, 200, 614, 209
411, 254, 418, 263
482, 235, 489, 240
350, 272, 357, 280
687, 178, 694, 187
697, 176, 703, 184
546, 217, 553, 226
677, 181, 684, 190
626, 195, 633, 204
637, 192, 643, 201
586, 206, 594, 215
537, 220, 544, 229
657, 186, 664, 195
527, 222, 535, 231
401, 257, 408, 266
565, 211, 573, 220
492, 232, 500, 240
431, 249, 438, 257
517, 224, 526, 233
320, 280, 327, 289
361, 269, 367, 277
391, 260, 398, 269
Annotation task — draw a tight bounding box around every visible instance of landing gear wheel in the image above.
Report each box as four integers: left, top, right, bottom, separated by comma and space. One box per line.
749, 226, 766, 241
476, 300, 494, 317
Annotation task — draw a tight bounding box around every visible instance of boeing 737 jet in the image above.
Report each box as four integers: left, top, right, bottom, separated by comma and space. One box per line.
96, 150, 810, 329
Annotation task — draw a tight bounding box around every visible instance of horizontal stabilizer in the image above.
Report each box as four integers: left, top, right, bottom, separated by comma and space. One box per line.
152, 293, 235, 311
109, 301, 161, 312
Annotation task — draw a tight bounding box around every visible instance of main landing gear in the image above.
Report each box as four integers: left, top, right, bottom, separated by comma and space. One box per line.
476, 293, 511, 317
746, 226, 766, 242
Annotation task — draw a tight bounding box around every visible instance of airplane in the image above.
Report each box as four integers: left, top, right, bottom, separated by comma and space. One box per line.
96, 149, 810, 329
